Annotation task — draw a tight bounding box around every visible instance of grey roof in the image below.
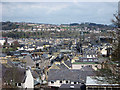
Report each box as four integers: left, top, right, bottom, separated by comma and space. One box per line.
48, 69, 96, 82
2, 66, 26, 83
59, 84, 82, 89
60, 49, 72, 53
0, 64, 2, 79
0, 53, 7, 57
64, 60, 72, 68
24, 55, 34, 67
80, 66, 95, 71
57, 63, 69, 69
58, 84, 83, 90
41, 54, 50, 59
7, 59, 15, 67
31, 70, 39, 79
51, 56, 62, 63
35, 41, 51, 46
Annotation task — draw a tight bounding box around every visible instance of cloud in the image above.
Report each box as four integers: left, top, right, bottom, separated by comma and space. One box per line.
1, 0, 120, 2
30, 3, 69, 14
1, 2, 118, 24
2, 2, 70, 15
0, 3, 2, 22
47, 4, 69, 14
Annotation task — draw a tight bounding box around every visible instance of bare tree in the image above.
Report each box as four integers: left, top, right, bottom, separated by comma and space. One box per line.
111, 13, 120, 62
96, 8, 120, 84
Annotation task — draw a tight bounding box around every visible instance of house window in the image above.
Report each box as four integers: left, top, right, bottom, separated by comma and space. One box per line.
36, 63, 39, 67
66, 81, 69, 83
51, 81, 54, 83
95, 65, 97, 67
15, 83, 17, 86
88, 65, 91, 67
18, 83, 21, 86
74, 82, 76, 84
60, 81, 62, 83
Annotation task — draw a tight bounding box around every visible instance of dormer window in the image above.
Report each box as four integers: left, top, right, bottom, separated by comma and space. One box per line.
60, 81, 62, 83
74, 82, 76, 84
51, 81, 54, 83
95, 65, 97, 67
18, 83, 21, 86
66, 81, 69, 83
70, 86, 74, 89
15, 83, 17, 86
88, 65, 91, 67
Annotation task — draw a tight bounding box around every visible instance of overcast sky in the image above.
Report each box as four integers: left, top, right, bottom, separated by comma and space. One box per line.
2, 2, 118, 25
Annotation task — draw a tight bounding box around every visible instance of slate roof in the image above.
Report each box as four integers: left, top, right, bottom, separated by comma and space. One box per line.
54, 56, 62, 62
41, 54, 51, 59
2, 66, 26, 83
7, 59, 15, 67
80, 66, 95, 71
0, 64, 2, 79
78, 57, 98, 62
57, 63, 69, 69
48, 69, 96, 82
59, 84, 82, 89
31, 70, 39, 79
24, 55, 34, 67
64, 60, 72, 68
51, 56, 62, 64
35, 41, 52, 46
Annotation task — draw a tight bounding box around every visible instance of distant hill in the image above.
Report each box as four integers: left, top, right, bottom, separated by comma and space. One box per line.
69, 22, 114, 30
70, 23, 79, 26
1, 21, 19, 30
1, 21, 114, 30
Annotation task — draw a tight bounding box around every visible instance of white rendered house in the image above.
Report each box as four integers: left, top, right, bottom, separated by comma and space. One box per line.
23, 69, 34, 88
